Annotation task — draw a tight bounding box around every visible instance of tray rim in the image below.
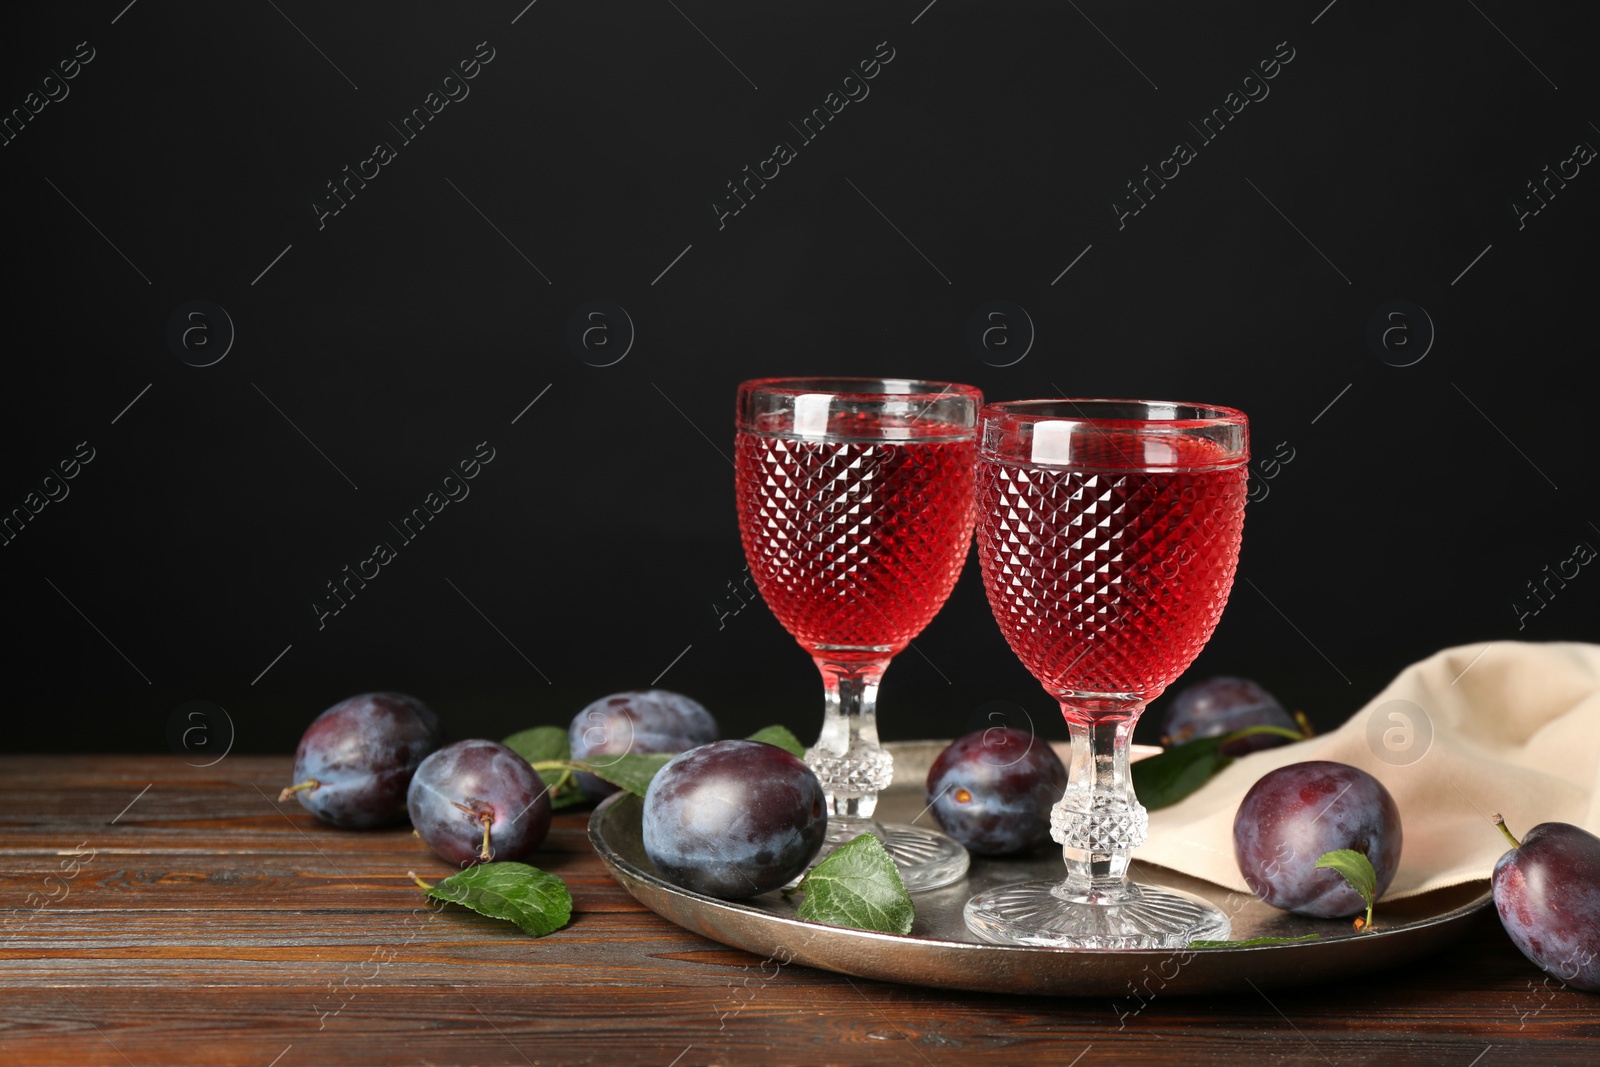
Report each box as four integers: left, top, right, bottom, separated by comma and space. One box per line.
588, 767, 1495, 996
589, 791, 1492, 956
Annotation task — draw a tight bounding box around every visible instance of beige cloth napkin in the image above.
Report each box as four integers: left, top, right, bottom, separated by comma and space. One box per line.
1139, 641, 1600, 899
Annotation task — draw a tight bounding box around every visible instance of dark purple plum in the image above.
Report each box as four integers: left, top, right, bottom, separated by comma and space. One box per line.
1492, 816, 1600, 992
569, 689, 719, 800
1162, 676, 1299, 757
407, 739, 551, 867
1233, 761, 1402, 918
926, 728, 1068, 856
280, 693, 442, 829
642, 740, 825, 899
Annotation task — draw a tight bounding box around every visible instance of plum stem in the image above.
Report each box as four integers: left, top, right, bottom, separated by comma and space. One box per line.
1292, 710, 1316, 738
1492, 813, 1522, 849
447, 802, 496, 861
407, 871, 435, 890
531, 761, 575, 795
278, 780, 319, 802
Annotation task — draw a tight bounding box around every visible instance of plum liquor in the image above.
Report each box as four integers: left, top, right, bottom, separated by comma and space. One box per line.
977, 432, 1246, 701
735, 420, 975, 659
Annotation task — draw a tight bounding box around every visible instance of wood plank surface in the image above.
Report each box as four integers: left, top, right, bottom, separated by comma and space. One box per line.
1, 756, 1594, 1066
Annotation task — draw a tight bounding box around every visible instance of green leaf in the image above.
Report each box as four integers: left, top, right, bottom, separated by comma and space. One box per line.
502, 728, 586, 809
1315, 849, 1377, 904
795, 834, 914, 935
421, 862, 572, 937
502, 726, 570, 764
548, 783, 587, 810
1188, 934, 1321, 948
746, 725, 805, 758
574, 752, 676, 797
1315, 848, 1379, 931
1134, 724, 1309, 811
1132, 735, 1230, 810
1227, 724, 1307, 744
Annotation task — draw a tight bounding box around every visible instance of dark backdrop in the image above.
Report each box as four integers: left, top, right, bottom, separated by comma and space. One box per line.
3, 1, 1596, 757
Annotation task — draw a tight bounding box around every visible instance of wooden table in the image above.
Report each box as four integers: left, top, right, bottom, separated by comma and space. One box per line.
2, 756, 1594, 1066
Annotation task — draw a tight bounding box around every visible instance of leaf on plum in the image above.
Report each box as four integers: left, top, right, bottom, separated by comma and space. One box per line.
1314, 849, 1377, 903
795, 834, 914, 935
745, 725, 805, 758
574, 752, 675, 797
1315, 848, 1378, 930
503, 728, 586, 808
502, 726, 570, 764
421, 862, 572, 937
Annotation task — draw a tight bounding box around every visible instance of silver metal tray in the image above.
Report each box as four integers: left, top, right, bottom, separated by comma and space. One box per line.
588, 740, 1492, 996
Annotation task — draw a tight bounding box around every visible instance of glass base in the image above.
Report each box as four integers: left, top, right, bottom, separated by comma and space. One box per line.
963, 879, 1230, 949
793, 818, 971, 893
878, 822, 971, 893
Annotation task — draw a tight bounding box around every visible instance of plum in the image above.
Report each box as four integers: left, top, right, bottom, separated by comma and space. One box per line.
1492, 816, 1600, 992
926, 727, 1068, 855
1162, 676, 1299, 757
408, 739, 551, 866
1233, 761, 1402, 918
569, 689, 719, 800
642, 740, 825, 899
280, 692, 443, 829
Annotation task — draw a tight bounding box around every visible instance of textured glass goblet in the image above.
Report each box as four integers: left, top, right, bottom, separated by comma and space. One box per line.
735, 378, 980, 892
964, 399, 1249, 947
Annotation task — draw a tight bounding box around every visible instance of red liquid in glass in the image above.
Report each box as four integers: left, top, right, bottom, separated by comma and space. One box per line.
735, 421, 976, 658
977, 432, 1246, 700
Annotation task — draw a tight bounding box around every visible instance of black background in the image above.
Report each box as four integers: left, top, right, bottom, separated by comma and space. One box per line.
3, 1, 1596, 757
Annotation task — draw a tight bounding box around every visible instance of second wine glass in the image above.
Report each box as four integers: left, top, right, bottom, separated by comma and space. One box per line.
734, 378, 980, 891
964, 398, 1250, 947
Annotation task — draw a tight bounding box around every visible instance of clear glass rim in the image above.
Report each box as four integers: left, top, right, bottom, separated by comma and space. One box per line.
980, 398, 1247, 429
740, 377, 984, 402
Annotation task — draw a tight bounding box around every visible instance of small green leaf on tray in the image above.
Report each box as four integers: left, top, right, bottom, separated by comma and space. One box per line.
411, 863, 572, 937
746, 724, 805, 758
503, 726, 570, 764
795, 833, 914, 935
1315, 848, 1378, 931
1188, 934, 1321, 948
575, 752, 676, 797
1131, 735, 1230, 811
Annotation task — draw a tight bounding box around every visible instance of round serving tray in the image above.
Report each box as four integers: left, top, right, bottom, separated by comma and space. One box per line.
589, 740, 1492, 997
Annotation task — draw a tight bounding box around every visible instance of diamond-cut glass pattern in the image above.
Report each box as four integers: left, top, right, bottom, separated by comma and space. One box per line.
735, 432, 976, 653
976, 459, 1247, 698
1050, 797, 1149, 851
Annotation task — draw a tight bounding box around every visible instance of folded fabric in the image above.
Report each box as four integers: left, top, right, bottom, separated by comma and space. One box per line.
1140, 641, 1600, 899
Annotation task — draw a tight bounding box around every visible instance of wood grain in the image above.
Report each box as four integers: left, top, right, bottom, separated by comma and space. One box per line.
1, 756, 1594, 1066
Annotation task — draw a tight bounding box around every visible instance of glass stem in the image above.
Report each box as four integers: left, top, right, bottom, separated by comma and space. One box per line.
1052, 700, 1148, 904
805, 658, 894, 835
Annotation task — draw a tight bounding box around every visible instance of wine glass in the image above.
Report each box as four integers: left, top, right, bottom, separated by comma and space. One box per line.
963, 399, 1249, 947
734, 378, 981, 891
